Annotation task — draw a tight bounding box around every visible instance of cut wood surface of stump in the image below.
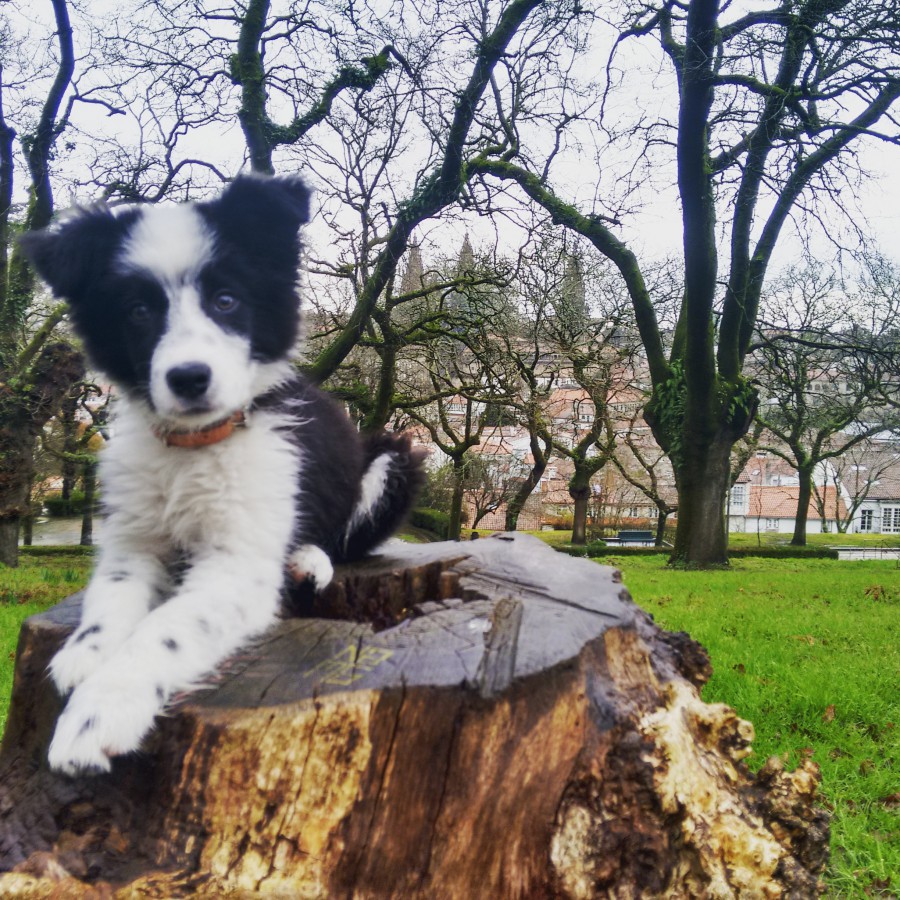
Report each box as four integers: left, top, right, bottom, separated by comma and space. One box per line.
0, 533, 828, 898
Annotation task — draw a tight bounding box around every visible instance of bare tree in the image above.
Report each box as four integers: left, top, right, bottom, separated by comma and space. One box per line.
465, 0, 900, 565
318, 241, 515, 431
38, 381, 111, 545
407, 391, 487, 541
219, 0, 564, 384
523, 234, 645, 544
462, 453, 528, 529
816, 438, 900, 533
853, 253, 900, 412
0, 0, 84, 565
610, 405, 677, 546
10, 0, 899, 570
751, 262, 900, 544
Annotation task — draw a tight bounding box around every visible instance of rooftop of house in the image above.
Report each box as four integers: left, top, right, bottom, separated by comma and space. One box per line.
744, 484, 848, 520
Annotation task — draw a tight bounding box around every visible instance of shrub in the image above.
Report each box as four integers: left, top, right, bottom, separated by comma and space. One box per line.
410, 508, 451, 539
43, 491, 92, 518
543, 514, 574, 531
418, 464, 456, 511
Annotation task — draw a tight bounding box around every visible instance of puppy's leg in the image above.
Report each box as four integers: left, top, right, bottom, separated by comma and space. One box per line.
48, 553, 283, 775
50, 548, 168, 693
287, 544, 334, 591
342, 432, 426, 561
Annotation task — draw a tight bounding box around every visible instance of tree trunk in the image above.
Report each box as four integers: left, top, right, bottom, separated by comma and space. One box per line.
60, 393, 79, 502
654, 510, 668, 547
363, 342, 398, 432
0, 344, 83, 566
21, 474, 35, 548
0, 535, 827, 897
79, 460, 97, 547
791, 464, 814, 546
569, 486, 590, 544
448, 455, 465, 540
0, 519, 18, 567
0, 411, 33, 568
21, 514, 32, 548
670, 432, 733, 566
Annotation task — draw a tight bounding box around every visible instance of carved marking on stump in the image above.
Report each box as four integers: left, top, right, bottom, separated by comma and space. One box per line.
305, 644, 395, 687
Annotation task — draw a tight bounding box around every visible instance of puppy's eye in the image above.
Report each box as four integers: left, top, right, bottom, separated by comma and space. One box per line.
212, 292, 239, 313
129, 302, 151, 323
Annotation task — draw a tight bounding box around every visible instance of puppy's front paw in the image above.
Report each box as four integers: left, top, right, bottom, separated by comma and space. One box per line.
287, 544, 334, 591
50, 624, 113, 694
48, 678, 161, 776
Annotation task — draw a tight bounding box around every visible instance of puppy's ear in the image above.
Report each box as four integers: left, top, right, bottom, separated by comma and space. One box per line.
205, 175, 311, 248
19, 209, 132, 301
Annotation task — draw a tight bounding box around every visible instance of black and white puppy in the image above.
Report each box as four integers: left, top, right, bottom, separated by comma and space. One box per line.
22, 175, 423, 775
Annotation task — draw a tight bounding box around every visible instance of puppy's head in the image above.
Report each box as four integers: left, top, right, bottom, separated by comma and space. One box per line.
21, 175, 310, 426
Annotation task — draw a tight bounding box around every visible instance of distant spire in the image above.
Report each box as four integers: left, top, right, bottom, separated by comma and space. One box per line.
456, 233, 474, 275
399, 244, 425, 294
563, 254, 586, 312
557, 252, 588, 327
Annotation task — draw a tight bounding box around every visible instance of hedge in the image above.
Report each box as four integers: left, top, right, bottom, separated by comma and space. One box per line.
726, 546, 839, 560
43, 492, 93, 518
555, 540, 613, 558
20, 545, 96, 557
409, 508, 451, 540
555, 544, 839, 560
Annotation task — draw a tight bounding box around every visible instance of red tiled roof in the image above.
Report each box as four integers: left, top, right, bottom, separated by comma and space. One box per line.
747, 485, 847, 520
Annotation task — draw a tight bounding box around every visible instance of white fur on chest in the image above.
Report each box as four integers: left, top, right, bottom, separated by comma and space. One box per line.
101, 403, 300, 558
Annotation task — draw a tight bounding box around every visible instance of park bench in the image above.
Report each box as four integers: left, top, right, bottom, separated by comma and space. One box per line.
0, 534, 826, 897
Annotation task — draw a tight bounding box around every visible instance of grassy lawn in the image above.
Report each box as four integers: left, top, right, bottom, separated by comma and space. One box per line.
520, 528, 900, 551
727, 531, 900, 550
0, 551, 92, 734
598, 554, 900, 898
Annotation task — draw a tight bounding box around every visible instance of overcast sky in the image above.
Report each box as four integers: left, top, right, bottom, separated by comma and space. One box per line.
9, 0, 900, 287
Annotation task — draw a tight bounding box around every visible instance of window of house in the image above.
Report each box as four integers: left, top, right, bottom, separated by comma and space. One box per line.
574, 401, 594, 422
765, 517, 778, 531
730, 484, 746, 509
859, 509, 873, 532
882, 507, 900, 533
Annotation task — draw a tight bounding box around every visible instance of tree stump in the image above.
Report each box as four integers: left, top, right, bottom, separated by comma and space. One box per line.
0, 533, 827, 898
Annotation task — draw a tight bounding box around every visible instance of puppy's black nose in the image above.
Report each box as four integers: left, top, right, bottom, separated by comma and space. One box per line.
166, 363, 212, 400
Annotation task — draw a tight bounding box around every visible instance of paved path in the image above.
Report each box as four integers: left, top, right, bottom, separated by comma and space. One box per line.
22, 517, 101, 547
834, 546, 900, 560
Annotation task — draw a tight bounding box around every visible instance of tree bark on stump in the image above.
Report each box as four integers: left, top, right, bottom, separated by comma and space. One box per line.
0, 534, 827, 898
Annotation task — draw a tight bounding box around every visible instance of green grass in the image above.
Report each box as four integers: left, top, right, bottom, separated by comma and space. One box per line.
727, 531, 900, 550
519, 528, 575, 547
522, 528, 900, 551
395, 525, 436, 543
0, 551, 92, 734
597, 554, 900, 898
